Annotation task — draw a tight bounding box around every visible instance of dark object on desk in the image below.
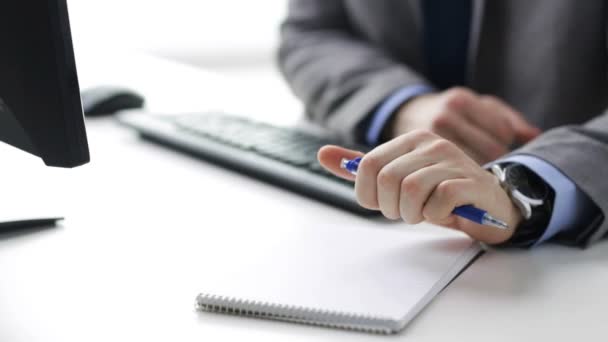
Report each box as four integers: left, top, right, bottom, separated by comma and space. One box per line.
0, 218, 63, 235
81, 86, 145, 116
0, 1, 89, 167
0, 2, 88, 234
119, 111, 376, 216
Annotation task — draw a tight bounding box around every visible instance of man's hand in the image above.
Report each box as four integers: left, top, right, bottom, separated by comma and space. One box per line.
318, 130, 523, 244
385, 87, 541, 164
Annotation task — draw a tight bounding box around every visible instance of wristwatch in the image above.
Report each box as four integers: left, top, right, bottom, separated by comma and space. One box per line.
490, 162, 555, 247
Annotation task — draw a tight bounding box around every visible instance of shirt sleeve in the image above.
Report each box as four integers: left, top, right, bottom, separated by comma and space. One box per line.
496, 155, 601, 246
365, 85, 435, 146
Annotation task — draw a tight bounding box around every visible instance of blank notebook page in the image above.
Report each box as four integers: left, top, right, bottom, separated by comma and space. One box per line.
197, 219, 481, 333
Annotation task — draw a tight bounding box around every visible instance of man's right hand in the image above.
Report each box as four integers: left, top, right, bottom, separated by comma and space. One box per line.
385, 87, 541, 164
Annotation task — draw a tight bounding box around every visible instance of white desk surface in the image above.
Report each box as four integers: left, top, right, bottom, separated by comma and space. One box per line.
0, 50, 606, 342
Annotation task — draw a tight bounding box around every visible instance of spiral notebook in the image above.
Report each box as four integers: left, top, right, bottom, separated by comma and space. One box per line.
196, 222, 482, 334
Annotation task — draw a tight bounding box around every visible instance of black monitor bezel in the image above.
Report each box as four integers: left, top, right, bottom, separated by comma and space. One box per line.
0, 1, 89, 168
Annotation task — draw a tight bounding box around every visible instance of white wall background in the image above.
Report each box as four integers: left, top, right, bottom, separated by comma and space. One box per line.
68, 1, 287, 67
67, 0, 300, 115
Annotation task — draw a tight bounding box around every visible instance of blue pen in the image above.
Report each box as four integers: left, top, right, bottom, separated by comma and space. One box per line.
340, 157, 509, 230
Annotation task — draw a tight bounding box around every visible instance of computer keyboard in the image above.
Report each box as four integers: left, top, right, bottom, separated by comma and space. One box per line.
118, 111, 375, 215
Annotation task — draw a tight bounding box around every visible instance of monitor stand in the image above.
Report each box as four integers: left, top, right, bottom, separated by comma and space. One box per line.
0, 217, 63, 235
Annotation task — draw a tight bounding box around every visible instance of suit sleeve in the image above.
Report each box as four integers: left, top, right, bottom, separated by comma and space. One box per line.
277, 0, 432, 144
513, 113, 608, 247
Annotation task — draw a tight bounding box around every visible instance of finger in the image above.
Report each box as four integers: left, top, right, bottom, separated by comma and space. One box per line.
317, 145, 364, 181
355, 130, 435, 210
430, 104, 507, 162
508, 111, 542, 143
422, 179, 512, 244
375, 144, 443, 220
450, 119, 509, 162
458, 144, 487, 166
454, 95, 515, 146
399, 163, 465, 224
428, 122, 487, 164
376, 165, 402, 220
474, 95, 540, 144
422, 179, 477, 224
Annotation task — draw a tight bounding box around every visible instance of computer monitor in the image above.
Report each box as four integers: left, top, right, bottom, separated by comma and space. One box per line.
0, 1, 89, 168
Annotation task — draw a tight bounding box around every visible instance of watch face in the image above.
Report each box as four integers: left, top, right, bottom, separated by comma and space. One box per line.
505, 164, 550, 201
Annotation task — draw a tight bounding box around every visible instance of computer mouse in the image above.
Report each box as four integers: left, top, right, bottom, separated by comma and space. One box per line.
81, 86, 145, 116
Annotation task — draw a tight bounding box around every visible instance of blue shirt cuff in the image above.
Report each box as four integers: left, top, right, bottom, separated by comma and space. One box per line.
365, 85, 435, 146
496, 155, 599, 246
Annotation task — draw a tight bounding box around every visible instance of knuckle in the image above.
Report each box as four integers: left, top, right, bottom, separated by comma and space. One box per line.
377, 168, 399, 189
438, 182, 457, 198
427, 139, 455, 155
408, 128, 435, 141
444, 87, 472, 108
359, 154, 382, 174
400, 177, 420, 196
430, 112, 453, 131
407, 129, 439, 145
436, 180, 460, 199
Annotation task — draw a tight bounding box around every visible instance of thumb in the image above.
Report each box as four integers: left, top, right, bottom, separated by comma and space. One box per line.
510, 112, 541, 143
317, 145, 365, 181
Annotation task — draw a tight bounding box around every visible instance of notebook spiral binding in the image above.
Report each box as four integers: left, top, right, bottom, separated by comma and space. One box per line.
195, 293, 401, 334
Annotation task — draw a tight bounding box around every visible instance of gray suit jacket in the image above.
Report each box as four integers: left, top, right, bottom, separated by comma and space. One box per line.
278, 0, 608, 247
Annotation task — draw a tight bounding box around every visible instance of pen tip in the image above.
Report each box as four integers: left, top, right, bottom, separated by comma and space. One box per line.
483, 214, 510, 230
495, 221, 509, 230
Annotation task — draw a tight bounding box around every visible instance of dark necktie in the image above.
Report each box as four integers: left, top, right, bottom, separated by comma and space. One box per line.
422, 0, 473, 89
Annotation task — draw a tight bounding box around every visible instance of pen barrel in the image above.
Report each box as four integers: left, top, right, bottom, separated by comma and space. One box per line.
452, 205, 486, 224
